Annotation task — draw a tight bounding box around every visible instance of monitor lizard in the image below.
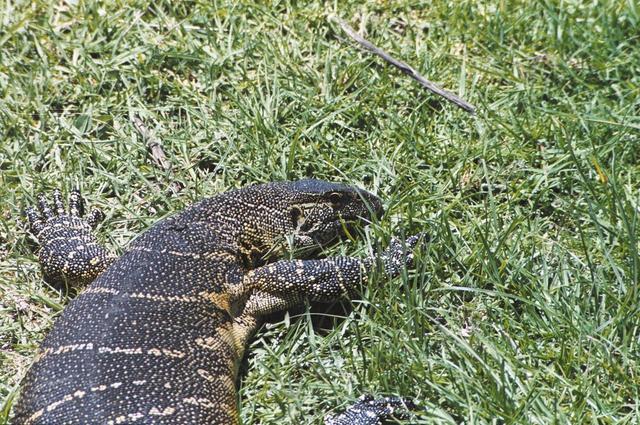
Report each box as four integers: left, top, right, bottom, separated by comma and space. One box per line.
15, 180, 422, 424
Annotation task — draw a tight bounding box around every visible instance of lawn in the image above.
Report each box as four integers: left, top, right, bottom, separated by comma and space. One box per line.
1, 0, 639, 423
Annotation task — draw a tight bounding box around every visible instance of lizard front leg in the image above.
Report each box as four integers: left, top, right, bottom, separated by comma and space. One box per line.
240, 233, 424, 316
238, 235, 424, 424
25, 188, 116, 287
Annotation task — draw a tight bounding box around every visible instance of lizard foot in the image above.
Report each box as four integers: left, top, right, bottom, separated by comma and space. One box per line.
325, 395, 418, 425
375, 232, 428, 277
25, 188, 115, 287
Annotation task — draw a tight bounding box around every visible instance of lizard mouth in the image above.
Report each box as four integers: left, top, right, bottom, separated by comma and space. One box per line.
295, 215, 366, 249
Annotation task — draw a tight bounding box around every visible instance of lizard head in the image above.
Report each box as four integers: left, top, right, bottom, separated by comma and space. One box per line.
283, 179, 384, 249
238, 179, 383, 262
280, 180, 384, 249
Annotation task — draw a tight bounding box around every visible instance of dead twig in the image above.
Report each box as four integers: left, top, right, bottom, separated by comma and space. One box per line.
331, 16, 476, 115
132, 115, 171, 171
131, 114, 183, 195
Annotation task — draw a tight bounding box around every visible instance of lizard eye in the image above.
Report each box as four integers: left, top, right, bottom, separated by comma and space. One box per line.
328, 192, 343, 205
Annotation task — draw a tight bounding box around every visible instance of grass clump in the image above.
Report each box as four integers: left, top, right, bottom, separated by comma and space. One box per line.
1, 0, 639, 423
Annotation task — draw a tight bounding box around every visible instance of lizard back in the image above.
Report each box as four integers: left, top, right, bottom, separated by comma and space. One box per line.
17, 201, 247, 424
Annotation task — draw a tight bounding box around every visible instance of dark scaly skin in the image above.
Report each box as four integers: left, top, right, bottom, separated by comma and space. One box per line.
16, 180, 421, 424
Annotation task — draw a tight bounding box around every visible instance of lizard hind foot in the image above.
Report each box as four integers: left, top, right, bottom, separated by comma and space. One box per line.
325, 395, 418, 425
25, 188, 115, 288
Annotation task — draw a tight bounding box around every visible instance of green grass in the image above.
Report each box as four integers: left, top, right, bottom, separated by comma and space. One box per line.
1, 0, 639, 423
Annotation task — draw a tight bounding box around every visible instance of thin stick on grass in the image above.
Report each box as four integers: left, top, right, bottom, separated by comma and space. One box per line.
131, 114, 183, 195
332, 16, 476, 114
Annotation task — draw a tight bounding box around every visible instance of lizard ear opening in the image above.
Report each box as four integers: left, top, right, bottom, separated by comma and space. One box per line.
290, 206, 304, 229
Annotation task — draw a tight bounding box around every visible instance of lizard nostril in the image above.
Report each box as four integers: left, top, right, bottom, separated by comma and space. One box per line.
374, 202, 384, 219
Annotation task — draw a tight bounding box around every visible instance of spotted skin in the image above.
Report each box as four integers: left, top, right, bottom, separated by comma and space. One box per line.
325, 395, 418, 425
16, 181, 422, 424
